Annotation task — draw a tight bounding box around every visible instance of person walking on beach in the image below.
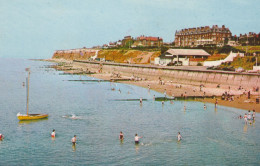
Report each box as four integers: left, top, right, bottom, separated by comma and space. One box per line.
177, 132, 182, 141
71, 135, 77, 145
51, 129, 56, 138
119, 131, 124, 141
135, 134, 142, 145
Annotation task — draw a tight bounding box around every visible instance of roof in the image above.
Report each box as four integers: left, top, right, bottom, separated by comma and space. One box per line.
165, 49, 210, 56
137, 36, 163, 41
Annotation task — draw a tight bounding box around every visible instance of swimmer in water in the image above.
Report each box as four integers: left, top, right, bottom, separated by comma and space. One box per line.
177, 132, 182, 141
204, 104, 206, 110
135, 134, 142, 145
119, 131, 124, 141
71, 135, 77, 145
0, 133, 4, 140
51, 129, 56, 138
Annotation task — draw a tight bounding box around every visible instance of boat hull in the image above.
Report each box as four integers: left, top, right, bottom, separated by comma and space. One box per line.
17, 114, 48, 120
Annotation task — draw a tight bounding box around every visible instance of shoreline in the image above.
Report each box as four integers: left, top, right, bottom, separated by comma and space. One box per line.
45, 58, 260, 112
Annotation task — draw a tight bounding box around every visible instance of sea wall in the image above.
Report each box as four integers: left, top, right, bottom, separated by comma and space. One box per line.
73, 60, 260, 87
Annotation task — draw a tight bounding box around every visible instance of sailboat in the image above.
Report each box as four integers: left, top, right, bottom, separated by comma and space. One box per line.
17, 68, 48, 120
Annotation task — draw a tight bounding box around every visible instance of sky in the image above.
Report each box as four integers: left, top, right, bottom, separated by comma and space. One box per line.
0, 0, 259, 59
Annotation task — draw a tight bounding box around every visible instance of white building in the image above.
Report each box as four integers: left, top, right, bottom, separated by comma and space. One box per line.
155, 49, 210, 66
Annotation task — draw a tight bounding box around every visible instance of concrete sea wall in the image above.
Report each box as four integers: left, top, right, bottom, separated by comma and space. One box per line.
73, 60, 260, 87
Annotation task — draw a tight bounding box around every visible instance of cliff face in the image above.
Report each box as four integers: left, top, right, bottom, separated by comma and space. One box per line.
52, 50, 96, 60
52, 49, 161, 64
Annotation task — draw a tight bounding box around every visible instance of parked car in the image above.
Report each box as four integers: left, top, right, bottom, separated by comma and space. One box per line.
235, 67, 245, 72
167, 61, 182, 66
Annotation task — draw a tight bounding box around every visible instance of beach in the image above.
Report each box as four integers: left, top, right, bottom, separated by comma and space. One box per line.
47, 58, 260, 112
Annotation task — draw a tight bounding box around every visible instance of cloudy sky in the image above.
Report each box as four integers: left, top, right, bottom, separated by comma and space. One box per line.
0, 0, 259, 58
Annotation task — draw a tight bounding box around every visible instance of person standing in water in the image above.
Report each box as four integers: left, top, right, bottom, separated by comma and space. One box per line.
71, 135, 77, 145
177, 132, 182, 141
51, 129, 56, 138
252, 110, 256, 121
244, 113, 248, 124
140, 97, 143, 104
119, 131, 124, 141
135, 134, 142, 144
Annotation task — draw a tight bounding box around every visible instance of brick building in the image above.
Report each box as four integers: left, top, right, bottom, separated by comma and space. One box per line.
122, 36, 134, 46
133, 35, 163, 47
174, 25, 232, 47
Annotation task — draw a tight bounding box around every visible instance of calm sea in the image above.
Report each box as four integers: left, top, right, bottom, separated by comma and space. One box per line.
0, 58, 259, 166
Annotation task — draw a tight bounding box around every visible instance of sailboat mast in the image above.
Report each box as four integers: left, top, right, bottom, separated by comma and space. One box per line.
26, 70, 30, 115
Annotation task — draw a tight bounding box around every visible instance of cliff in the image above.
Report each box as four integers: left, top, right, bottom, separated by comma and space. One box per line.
52, 49, 161, 64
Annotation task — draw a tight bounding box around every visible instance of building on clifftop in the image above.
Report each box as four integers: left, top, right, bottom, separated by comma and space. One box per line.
132, 35, 163, 47
174, 25, 232, 47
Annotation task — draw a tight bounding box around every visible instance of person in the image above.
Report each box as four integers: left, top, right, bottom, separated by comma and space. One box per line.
164, 89, 167, 98
248, 111, 252, 121
71, 135, 77, 145
0, 133, 4, 140
135, 134, 142, 144
184, 106, 186, 110
177, 132, 182, 141
244, 113, 248, 124
153, 95, 155, 100
238, 115, 243, 119
162, 101, 164, 105
204, 104, 206, 110
51, 129, 56, 138
119, 131, 124, 140
140, 97, 143, 104
252, 110, 256, 121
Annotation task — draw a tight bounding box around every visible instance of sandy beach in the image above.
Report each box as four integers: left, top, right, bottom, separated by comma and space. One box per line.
47, 59, 260, 112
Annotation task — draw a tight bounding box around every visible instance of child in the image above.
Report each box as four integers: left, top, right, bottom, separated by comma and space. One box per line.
51, 129, 56, 138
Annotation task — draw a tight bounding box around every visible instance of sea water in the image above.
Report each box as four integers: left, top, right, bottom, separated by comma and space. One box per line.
0, 58, 259, 165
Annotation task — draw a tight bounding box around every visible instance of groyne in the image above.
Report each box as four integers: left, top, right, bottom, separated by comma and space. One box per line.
72, 60, 260, 87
